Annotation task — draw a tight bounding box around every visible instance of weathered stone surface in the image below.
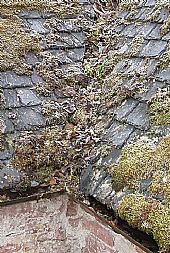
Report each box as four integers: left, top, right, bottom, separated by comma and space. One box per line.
156, 67, 170, 83
136, 81, 165, 101
93, 176, 113, 203
4, 89, 20, 109
27, 18, 49, 34
88, 169, 107, 196
99, 148, 122, 166
23, 53, 41, 66
103, 121, 134, 148
156, 8, 169, 23
19, 10, 42, 19
11, 107, 45, 131
147, 24, 161, 40
0, 72, 33, 88
144, 0, 156, 7
0, 167, 20, 189
140, 40, 167, 57
16, 88, 41, 107
47, 32, 85, 49
114, 99, 139, 121
124, 102, 150, 130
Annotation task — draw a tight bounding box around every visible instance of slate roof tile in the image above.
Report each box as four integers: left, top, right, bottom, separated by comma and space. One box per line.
103, 121, 134, 148
139, 39, 167, 57
122, 102, 150, 130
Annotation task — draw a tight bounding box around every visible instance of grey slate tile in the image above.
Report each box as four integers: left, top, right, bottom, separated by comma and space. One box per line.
53, 19, 81, 32
67, 47, 85, 62
47, 32, 85, 49
103, 121, 134, 148
125, 102, 150, 130
4, 89, 20, 109
100, 148, 122, 166
116, 10, 129, 19
23, 53, 41, 66
147, 24, 162, 39
140, 40, 167, 57
135, 81, 165, 101
31, 70, 44, 85
156, 8, 169, 23
114, 99, 139, 120
133, 7, 152, 21
144, 0, 156, 6
18, 10, 42, 19
88, 169, 108, 196
11, 107, 45, 131
93, 176, 113, 204
27, 19, 49, 34
162, 31, 170, 40
122, 24, 139, 37
138, 23, 156, 38
0, 72, 33, 88
16, 88, 41, 107
49, 50, 73, 64
156, 67, 170, 83
0, 112, 14, 133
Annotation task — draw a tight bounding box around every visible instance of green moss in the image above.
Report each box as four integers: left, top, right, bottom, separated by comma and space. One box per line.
118, 194, 170, 253
161, 16, 170, 35
108, 136, 170, 200
0, 0, 81, 72
159, 41, 170, 69
0, 17, 40, 72
149, 87, 170, 126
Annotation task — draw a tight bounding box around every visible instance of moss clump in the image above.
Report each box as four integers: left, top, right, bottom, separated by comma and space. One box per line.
108, 135, 170, 201
159, 41, 170, 69
149, 87, 170, 126
161, 16, 170, 35
0, 0, 81, 17
12, 125, 94, 189
118, 194, 170, 253
0, 17, 39, 72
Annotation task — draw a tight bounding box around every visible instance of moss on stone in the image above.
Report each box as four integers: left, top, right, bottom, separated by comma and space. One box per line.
118, 194, 170, 253
108, 135, 170, 200
0, 17, 40, 72
149, 87, 170, 126
161, 16, 170, 35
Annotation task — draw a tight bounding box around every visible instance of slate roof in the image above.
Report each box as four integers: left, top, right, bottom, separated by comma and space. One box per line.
0, 0, 95, 188
80, 0, 170, 251
0, 0, 170, 251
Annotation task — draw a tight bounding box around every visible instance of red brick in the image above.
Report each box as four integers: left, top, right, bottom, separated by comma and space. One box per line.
82, 219, 113, 247
66, 198, 77, 217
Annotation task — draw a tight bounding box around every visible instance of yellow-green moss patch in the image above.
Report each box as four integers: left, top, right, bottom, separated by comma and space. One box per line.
118, 194, 170, 253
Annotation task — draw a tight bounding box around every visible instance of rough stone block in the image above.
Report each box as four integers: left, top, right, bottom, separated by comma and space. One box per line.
11, 106, 45, 131
147, 24, 162, 39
